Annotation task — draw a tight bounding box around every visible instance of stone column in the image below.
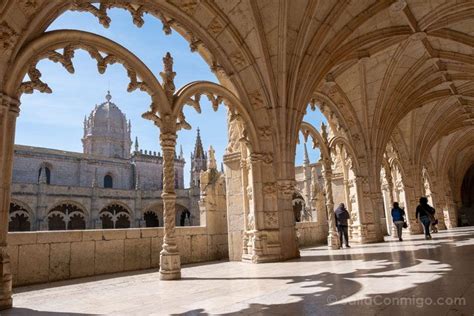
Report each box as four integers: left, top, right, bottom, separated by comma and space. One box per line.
199, 160, 227, 260
321, 158, 340, 249
223, 152, 245, 260
240, 157, 250, 256
384, 172, 398, 237
0, 94, 19, 310
159, 130, 181, 280
91, 169, 101, 229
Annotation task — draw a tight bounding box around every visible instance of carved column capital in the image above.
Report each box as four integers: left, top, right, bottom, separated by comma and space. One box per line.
0, 94, 20, 115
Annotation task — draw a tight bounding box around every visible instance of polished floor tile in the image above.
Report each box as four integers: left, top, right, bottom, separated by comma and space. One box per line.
5, 227, 474, 315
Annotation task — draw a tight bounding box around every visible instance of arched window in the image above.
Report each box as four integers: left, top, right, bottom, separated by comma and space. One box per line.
144, 211, 159, 227
38, 166, 51, 184
47, 203, 86, 230
104, 174, 113, 188
9, 202, 31, 232
292, 192, 305, 223
179, 209, 191, 226
175, 170, 179, 189
100, 204, 130, 229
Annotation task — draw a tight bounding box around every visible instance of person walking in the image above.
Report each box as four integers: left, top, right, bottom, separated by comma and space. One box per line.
391, 202, 406, 241
335, 203, 351, 248
416, 197, 435, 240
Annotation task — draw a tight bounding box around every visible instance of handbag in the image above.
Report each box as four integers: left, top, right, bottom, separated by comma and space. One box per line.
402, 221, 408, 229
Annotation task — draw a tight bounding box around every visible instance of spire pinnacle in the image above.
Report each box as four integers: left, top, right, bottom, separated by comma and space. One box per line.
193, 127, 204, 159
135, 136, 139, 152
179, 145, 184, 159
303, 141, 310, 164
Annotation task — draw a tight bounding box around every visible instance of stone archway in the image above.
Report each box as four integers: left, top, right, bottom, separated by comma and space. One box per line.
47, 202, 87, 231
8, 201, 32, 232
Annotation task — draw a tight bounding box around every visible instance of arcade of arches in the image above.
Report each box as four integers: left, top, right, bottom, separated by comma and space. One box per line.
0, 0, 474, 312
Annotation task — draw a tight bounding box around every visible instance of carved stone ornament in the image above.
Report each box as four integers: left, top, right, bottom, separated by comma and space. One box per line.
263, 182, 278, 195
278, 181, 295, 198
19, 65, 52, 95
264, 211, 278, 228
250, 152, 273, 164
0, 22, 18, 54
19, 44, 151, 96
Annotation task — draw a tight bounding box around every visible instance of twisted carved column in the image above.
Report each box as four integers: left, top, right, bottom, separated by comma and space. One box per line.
322, 158, 340, 249
159, 131, 181, 280
0, 94, 19, 309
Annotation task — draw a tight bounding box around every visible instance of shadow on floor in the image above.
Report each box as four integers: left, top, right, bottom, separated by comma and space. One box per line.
2, 308, 98, 316
8, 228, 474, 315
173, 229, 474, 315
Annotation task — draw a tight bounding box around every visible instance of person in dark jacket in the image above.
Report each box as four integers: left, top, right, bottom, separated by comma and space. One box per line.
391, 202, 406, 241
416, 197, 435, 240
335, 203, 350, 248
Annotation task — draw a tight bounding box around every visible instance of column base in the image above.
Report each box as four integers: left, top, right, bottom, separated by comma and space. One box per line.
0, 248, 12, 310
408, 220, 424, 234
242, 253, 281, 263
350, 223, 384, 243
241, 229, 298, 263
0, 299, 12, 311
391, 224, 398, 237
327, 231, 340, 249
159, 252, 181, 280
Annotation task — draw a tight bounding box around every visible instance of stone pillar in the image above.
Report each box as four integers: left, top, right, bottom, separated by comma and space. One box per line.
36, 178, 48, 230
199, 164, 227, 260
385, 173, 398, 237
321, 158, 340, 249
0, 94, 19, 310
91, 171, 101, 229
159, 130, 181, 280
223, 152, 244, 260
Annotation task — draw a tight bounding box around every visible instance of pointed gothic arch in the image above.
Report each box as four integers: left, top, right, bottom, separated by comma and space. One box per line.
47, 202, 87, 231
8, 200, 33, 232
99, 203, 131, 229
5, 30, 169, 114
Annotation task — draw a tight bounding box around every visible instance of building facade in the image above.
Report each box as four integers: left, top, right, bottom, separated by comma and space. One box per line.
8, 92, 207, 231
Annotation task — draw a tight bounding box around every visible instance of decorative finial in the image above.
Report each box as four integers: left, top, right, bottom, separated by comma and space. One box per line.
321, 122, 328, 141
208, 146, 217, 170
179, 145, 184, 159
160, 52, 176, 103
106, 90, 112, 102
135, 136, 139, 152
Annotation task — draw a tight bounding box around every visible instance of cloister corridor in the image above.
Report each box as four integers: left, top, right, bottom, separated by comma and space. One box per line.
5, 227, 474, 315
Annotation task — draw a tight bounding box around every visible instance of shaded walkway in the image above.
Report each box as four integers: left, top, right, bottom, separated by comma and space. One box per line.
5, 227, 474, 315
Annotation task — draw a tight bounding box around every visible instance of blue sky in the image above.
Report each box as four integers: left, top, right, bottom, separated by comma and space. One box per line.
16, 9, 325, 187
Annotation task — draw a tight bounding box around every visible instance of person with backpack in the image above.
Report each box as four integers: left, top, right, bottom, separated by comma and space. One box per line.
416, 197, 435, 240
391, 202, 406, 241
335, 203, 351, 248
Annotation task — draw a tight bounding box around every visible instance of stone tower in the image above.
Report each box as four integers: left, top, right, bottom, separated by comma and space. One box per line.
190, 128, 207, 188
82, 91, 132, 159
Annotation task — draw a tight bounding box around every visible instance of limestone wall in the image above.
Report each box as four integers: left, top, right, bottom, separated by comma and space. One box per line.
7, 226, 226, 287
295, 222, 327, 247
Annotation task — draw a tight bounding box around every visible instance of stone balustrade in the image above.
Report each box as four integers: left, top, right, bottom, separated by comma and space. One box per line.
7, 226, 228, 287
295, 222, 328, 247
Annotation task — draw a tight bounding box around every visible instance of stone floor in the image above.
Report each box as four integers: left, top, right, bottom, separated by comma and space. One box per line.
4, 227, 474, 315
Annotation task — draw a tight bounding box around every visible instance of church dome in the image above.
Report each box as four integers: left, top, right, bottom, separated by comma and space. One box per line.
88, 92, 127, 134
82, 91, 132, 159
